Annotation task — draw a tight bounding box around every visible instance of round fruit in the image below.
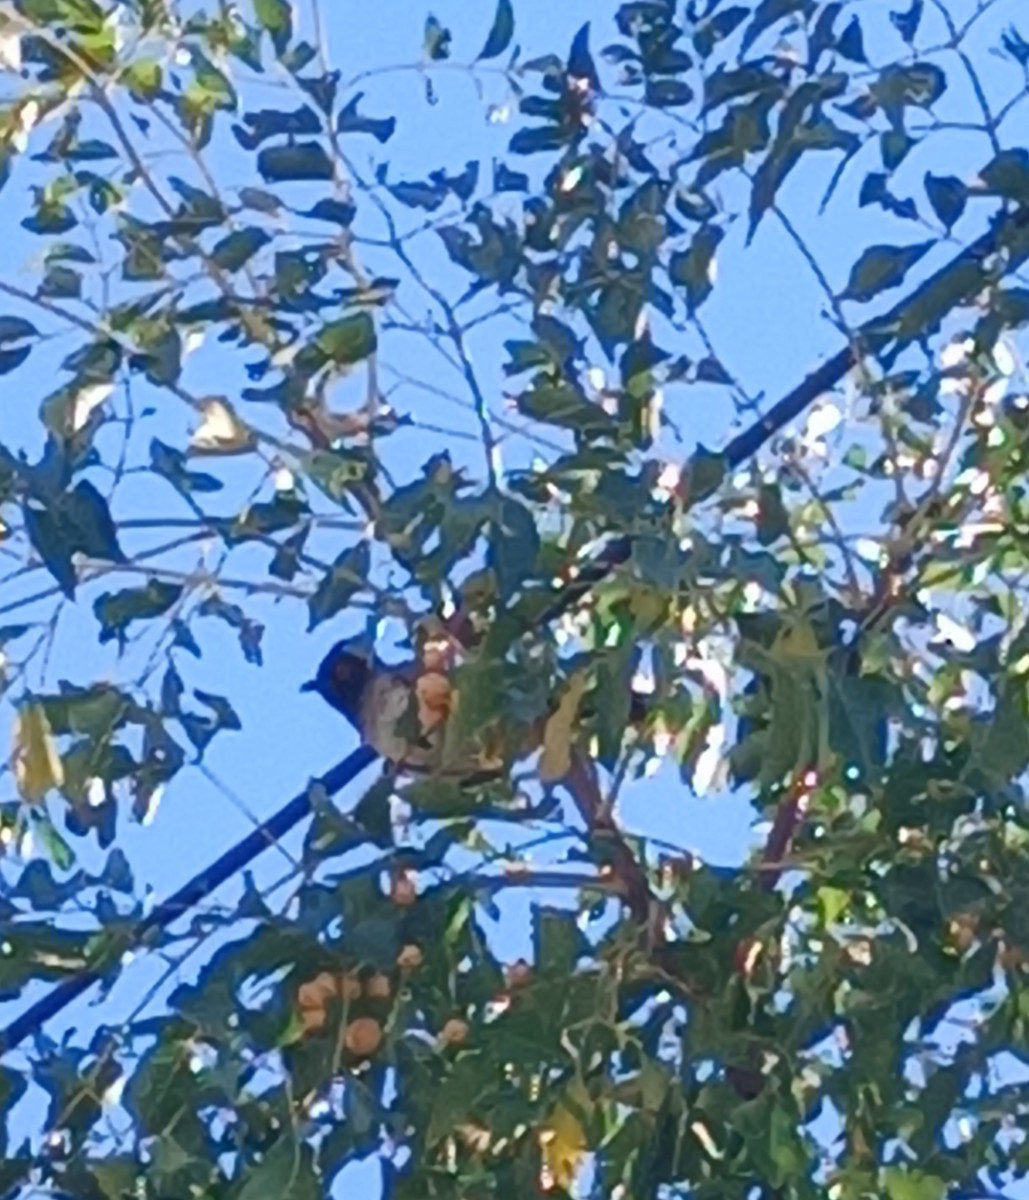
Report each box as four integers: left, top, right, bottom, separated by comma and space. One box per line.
298, 971, 338, 1010
440, 1017, 469, 1047
365, 972, 391, 999
339, 972, 362, 1001
397, 944, 424, 972
344, 1016, 383, 1057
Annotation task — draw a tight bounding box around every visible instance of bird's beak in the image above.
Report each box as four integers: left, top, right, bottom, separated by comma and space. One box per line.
299, 679, 317, 693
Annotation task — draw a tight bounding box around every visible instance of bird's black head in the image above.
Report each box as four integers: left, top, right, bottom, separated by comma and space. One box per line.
302, 643, 372, 725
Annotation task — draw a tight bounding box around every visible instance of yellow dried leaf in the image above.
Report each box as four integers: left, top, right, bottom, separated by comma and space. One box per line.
540, 1095, 589, 1193
190, 398, 254, 455
539, 671, 589, 783
13, 702, 63, 803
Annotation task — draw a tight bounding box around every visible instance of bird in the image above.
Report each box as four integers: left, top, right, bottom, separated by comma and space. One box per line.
302, 639, 505, 779
304, 637, 655, 781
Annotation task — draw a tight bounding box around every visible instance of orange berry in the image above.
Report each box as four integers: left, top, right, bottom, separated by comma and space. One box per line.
421, 638, 454, 673
397, 944, 423, 972
344, 1016, 383, 1058
365, 972, 391, 999
297, 971, 338, 1010
440, 1017, 469, 1047
416, 671, 452, 731
339, 972, 362, 1001
391, 874, 417, 907
505, 959, 532, 988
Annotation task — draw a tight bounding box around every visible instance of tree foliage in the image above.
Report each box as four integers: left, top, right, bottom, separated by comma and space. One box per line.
2, 1, 1029, 1198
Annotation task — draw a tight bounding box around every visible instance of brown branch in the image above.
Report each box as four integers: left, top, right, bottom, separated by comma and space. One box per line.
564, 747, 654, 926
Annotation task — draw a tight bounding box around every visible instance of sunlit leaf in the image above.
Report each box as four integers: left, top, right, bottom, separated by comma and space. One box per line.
13, 702, 63, 803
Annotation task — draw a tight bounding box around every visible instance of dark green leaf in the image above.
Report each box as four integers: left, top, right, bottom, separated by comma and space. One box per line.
645, 77, 693, 107
23, 481, 124, 597
305, 197, 356, 225
924, 172, 966, 230
1002, 24, 1029, 67
0, 316, 39, 344
337, 93, 396, 143
489, 496, 540, 600
890, 0, 923, 44
669, 225, 723, 312
757, 483, 789, 545
388, 178, 448, 211
234, 106, 321, 149
210, 227, 270, 271
257, 143, 334, 182
479, 0, 514, 60
517, 382, 618, 434
0, 345, 32, 375
509, 125, 568, 155
568, 22, 599, 90
841, 241, 933, 303
979, 148, 1029, 204
836, 14, 866, 60
308, 541, 371, 629
94, 581, 183, 645
150, 438, 223, 495
269, 526, 309, 581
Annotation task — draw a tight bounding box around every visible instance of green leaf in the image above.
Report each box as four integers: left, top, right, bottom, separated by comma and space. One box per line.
39, 265, 81, 299
669, 225, 723, 312
0, 345, 32, 375
257, 143, 334, 182
126, 58, 162, 100
489, 496, 540, 600
509, 125, 568, 155
269, 526, 309, 581
94, 581, 183, 645
871, 61, 946, 113
316, 311, 377, 363
836, 14, 866, 61
883, 1167, 946, 1200
308, 541, 371, 629
23, 481, 125, 597
645, 78, 693, 107
534, 907, 586, 975
0, 316, 39, 344
304, 448, 371, 502
479, 0, 514, 59
305, 197, 356, 225
239, 186, 283, 214
150, 438, 223, 495
210, 227, 270, 271
841, 241, 933, 303
424, 14, 452, 60
337, 93, 396, 143
254, 0, 293, 55
923, 172, 966, 230
979, 147, 1029, 204
757, 483, 789, 545
234, 106, 321, 149
237, 1137, 318, 1200
517, 382, 618, 434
